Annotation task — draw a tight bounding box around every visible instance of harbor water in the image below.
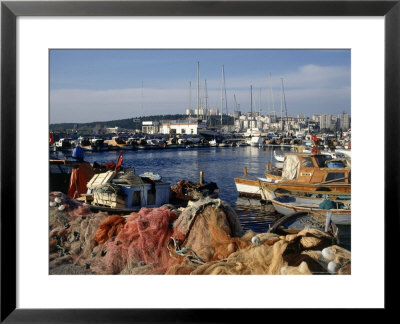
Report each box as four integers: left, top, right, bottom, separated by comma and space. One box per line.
51, 145, 350, 250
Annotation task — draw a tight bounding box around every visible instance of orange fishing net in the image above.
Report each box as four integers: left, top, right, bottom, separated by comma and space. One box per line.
94, 215, 126, 245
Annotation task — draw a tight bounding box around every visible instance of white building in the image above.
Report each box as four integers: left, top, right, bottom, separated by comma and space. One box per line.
320, 114, 335, 130
106, 126, 120, 134
312, 114, 321, 123
159, 119, 207, 135
142, 121, 160, 134
338, 113, 350, 130
209, 108, 219, 116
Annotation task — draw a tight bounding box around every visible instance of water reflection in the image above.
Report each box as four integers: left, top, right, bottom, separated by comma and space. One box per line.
234, 197, 278, 233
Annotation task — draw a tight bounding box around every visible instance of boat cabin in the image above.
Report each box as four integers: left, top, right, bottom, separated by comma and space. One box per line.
279, 153, 351, 186
56, 138, 74, 149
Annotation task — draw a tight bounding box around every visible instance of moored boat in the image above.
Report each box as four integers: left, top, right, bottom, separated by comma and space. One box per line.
105, 136, 134, 150
260, 152, 351, 201
209, 139, 218, 147
55, 138, 74, 151
250, 135, 266, 147
219, 140, 234, 147
267, 211, 340, 242
271, 195, 351, 225
234, 177, 268, 198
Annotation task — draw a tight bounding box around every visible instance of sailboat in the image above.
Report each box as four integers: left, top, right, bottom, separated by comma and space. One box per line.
248, 85, 266, 146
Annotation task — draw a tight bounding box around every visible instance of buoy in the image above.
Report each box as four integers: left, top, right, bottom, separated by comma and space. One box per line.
58, 204, 65, 211
54, 197, 62, 204
251, 236, 261, 246
322, 247, 334, 261
327, 261, 337, 273
49, 202, 57, 207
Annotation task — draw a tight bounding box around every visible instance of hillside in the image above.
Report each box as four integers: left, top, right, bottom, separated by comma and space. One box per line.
49, 114, 234, 133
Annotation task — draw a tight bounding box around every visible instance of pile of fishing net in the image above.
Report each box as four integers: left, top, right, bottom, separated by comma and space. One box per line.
166, 227, 351, 275
89, 206, 180, 274
49, 192, 119, 271
167, 198, 246, 266
49, 193, 351, 275
165, 198, 350, 275
170, 180, 219, 205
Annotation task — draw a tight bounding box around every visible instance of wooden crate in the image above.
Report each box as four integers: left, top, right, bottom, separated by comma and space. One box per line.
87, 171, 116, 190
93, 191, 125, 208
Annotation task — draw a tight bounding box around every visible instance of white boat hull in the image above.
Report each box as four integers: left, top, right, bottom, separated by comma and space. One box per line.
235, 180, 262, 198
234, 177, 278, 199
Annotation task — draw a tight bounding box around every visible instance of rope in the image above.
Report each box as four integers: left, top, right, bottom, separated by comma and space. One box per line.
167, 237, 205, 264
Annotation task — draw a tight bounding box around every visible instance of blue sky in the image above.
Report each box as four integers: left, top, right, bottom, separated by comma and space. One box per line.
50, 49, 350, 124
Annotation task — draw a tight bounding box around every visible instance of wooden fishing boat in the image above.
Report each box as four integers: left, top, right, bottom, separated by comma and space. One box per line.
260, 152, 351, 201
104, 136, 134, 150
271, 195, 351, 225
78, 137, 109, 152
234, 164, 282, 198
267, 211, 340, 242
233, 177, 269, 198
218, 140, 234, 147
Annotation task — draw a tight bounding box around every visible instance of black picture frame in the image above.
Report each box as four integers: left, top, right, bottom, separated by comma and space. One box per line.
1, 0, 397, 322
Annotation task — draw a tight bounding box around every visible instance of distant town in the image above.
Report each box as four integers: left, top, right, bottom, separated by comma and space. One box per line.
50, 110, 350, 138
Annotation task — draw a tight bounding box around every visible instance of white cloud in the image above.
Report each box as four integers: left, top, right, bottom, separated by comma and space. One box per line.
50, 64, 350, 123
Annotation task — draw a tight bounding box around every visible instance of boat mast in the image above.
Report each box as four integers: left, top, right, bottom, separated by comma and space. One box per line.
281, 78, 288, 132
220, 65, 225, 125
280, 78, 284, 131
268, 73, 276, 117
188, 81, 192, 116
250, 85, 253, 129
204, 79, 208, 123
233, 93, 237, 129
141, 80, 144, 113
197, 62, 200, 120
222, 65, 228, 118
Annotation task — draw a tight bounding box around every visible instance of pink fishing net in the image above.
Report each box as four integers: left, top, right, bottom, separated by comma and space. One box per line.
91, 206, 180, 274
